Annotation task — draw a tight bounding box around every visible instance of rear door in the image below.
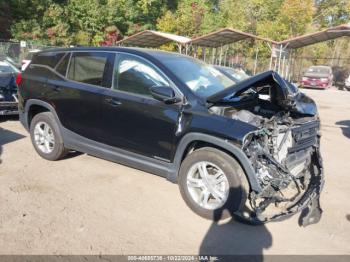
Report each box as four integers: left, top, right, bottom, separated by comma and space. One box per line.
47, 51, 114, 142
100, 53, 182, 161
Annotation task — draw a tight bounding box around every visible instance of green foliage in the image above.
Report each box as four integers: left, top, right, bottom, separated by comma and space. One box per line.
157, 0, 224, 36
9, 0, 175, 45
6, 0, 350, 67
74, 31, 91, 46
314, 0, 350, 27
279, 0, 314, 37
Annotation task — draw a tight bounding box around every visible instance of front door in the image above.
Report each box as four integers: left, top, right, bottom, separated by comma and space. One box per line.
100, 53, 181, 161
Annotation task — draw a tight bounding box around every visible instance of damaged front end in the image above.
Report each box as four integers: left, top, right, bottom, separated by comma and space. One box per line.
0, 73, 18, 116
208, 71, 324, 226
242, 113, 324, 226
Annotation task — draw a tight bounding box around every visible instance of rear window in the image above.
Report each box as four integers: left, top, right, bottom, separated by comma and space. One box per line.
307, 67, 331, 74
67, 52, 109, 87
31, 52, 66, 69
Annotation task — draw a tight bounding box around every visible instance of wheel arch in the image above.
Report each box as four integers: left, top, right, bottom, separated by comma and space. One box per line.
23, 99, 61, 130
171, 133, 262, 193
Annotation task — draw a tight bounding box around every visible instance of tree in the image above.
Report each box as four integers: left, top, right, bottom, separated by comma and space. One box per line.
314, 0, 350, 28
157, 0, 221, 37
279, 0, 314, 37
106, 0, 175, 35
10, 0, 123, 45
99, 25, 122, 46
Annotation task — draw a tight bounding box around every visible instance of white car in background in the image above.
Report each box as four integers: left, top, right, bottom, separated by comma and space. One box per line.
345, 75, 350, 90
21, 49, 41, 71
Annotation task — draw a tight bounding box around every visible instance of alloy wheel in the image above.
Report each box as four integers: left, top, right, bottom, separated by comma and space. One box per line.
186, 161, 229, 210
33, 121, 55, 154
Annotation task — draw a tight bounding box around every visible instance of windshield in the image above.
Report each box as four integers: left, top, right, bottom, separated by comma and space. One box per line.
0, 61, 19, 73
221, 67, 249, 81
307, 66, 330, 74
161, 56, 235, 98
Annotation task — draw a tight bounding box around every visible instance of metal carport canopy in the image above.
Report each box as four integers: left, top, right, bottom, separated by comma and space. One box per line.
188, 28, 277, 47
116, 30, 191, 47
278, 24, 350, 49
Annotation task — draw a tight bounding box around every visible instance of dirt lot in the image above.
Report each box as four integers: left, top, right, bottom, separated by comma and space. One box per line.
0, 88, 350, 255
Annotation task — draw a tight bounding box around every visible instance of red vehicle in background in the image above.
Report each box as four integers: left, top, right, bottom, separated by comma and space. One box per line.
301, 66, 333, 89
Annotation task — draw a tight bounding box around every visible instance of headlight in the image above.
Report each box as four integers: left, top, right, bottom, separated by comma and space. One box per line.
302, 77, 308, 81
320, 78, 329, 82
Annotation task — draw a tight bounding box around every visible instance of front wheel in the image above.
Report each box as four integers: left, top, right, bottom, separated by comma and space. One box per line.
178, 147, 249, 221
30, 112, 68, 161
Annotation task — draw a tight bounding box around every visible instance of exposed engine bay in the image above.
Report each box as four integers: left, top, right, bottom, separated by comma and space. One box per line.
209, 84, 324, 226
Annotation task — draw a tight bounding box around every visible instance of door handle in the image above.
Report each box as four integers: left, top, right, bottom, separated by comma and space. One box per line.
105, 98, 122, 107
52, 86, 62, 92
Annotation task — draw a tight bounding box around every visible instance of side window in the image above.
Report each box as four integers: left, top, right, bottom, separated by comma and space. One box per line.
113, 54, 169, 96
31, 52, 65, 68
55, 53, 70, 76
67, 52, 108, 87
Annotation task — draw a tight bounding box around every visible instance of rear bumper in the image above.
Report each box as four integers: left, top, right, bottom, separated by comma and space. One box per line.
301, 84, 328, 89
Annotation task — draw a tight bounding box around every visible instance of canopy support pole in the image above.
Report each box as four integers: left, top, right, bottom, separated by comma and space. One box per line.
230, 45, 234, 67
281, 52, 286, 78
177, 44, 182, 54
194, 46, 198, 58
211, 47, 216, 64
224, 46, 228, 66
253, 46, 259, 75
203, 47, 206, 62
219, 45, 223, 65
278, 44, 283, 74
268, 43, 273, 70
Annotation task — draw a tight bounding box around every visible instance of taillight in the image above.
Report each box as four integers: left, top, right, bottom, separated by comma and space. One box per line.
16, 73, 23, 86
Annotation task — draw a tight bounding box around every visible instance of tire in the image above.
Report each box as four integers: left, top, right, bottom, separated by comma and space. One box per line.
178, 147, 250, 221
30, 112, 68, 161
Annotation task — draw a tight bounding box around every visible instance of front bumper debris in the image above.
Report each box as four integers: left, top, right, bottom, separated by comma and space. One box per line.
0, 102, 18, 116
250, 146, 324, 226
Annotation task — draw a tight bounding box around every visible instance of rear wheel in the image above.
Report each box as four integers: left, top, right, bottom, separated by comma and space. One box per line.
178, 147, 250, 221
30, 112, 68, 160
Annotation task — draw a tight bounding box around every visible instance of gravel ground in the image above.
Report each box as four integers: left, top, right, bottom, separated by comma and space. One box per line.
0, 88, 349, 255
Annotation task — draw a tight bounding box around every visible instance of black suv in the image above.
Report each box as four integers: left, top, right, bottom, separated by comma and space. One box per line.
18, 47, 324, 226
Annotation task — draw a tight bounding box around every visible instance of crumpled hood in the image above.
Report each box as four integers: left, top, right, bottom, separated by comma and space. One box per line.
207, 70, 317, 116
207, 70, 290, 103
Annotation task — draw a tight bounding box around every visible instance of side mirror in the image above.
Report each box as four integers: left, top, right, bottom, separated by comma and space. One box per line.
150, 85, 181, 104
